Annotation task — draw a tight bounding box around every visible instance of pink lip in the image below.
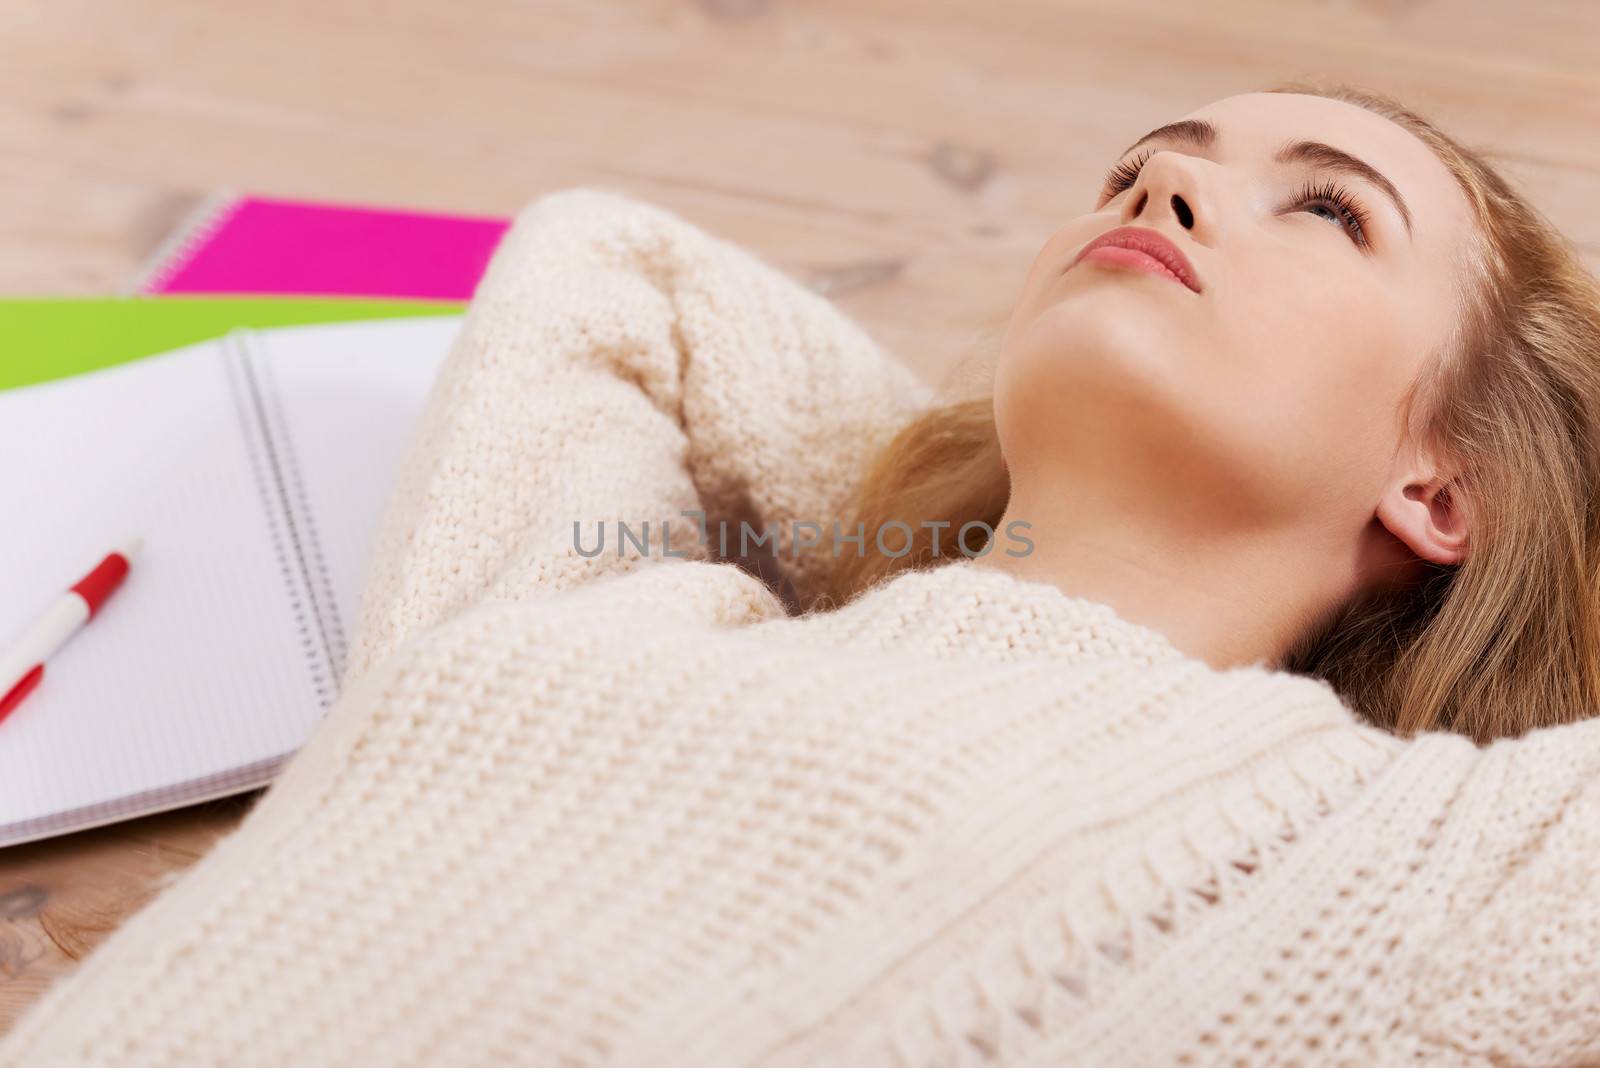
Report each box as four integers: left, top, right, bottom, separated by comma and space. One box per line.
1067, 226, 1202, 293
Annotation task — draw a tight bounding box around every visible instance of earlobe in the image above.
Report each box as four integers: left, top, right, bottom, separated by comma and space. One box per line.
1376, 476, 1470, 567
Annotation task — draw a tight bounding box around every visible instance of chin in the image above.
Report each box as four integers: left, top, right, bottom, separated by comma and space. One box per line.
1003, 293, 1194, 403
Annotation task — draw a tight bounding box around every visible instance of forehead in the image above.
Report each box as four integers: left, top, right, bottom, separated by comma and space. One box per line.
1182, 92, 1475, 254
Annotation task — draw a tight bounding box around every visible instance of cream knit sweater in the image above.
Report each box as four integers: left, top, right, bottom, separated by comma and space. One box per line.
3, 187, 1597, 1068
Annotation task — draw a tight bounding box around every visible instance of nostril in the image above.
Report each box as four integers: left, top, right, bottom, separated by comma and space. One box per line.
1172, 194, 1194, 229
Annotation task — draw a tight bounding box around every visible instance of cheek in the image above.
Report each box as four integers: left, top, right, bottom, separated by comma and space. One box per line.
1222, 272, 1414, 482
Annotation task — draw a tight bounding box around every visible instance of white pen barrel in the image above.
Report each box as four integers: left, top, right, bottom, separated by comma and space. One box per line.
0, 593, 90, 690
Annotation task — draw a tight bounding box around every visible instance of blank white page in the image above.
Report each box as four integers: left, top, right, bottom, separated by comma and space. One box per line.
0, 315, 461, 847
239, 315, 464, 688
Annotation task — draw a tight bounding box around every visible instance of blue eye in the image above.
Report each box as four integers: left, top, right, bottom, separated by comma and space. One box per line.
1291, 179, 1373, 249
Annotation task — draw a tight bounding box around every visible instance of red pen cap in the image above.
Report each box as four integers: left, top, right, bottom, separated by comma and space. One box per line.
70, 537, 141, 619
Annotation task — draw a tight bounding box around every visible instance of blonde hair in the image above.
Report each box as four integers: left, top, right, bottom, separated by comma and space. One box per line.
819, 80, 1600, 743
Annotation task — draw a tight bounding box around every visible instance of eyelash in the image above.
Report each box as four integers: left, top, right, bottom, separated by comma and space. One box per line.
1101, 150, 1155, 198
1099, 150, 1374, 250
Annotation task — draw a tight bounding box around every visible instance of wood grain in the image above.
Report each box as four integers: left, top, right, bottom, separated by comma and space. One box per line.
2, 0, 1597, 1035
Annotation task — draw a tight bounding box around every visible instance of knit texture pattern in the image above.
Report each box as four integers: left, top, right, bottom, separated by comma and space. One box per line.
3, 187, 1598, 1067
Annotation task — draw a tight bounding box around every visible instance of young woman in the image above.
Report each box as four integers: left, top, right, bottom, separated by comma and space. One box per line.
4, 83, 1598, 1067
828, 80, 1600, 745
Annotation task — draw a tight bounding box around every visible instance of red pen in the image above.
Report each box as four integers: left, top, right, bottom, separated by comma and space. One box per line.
0, 538, 142, 726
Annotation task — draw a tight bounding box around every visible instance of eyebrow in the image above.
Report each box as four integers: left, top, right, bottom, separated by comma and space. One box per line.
1117, 118, 1414, 240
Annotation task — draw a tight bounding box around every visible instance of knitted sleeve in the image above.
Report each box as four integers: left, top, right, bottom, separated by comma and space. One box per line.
344, 187, 935, 682
1401, 713, 1600, 1063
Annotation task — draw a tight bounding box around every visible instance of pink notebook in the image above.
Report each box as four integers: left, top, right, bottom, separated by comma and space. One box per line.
134, 194, 511, 300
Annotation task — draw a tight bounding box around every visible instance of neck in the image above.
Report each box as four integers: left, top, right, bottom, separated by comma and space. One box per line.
973, 489, 1355, 672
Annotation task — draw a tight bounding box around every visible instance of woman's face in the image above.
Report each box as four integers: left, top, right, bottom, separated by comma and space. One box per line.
994, 91, 1478, 582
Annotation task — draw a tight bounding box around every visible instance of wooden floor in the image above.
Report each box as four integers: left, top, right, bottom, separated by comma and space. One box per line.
3, 0, 1598, 1034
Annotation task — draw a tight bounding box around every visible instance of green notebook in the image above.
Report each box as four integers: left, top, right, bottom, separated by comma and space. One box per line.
0, 296, 464, 393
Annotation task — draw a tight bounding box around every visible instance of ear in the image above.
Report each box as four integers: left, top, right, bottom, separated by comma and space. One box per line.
1374, 445, 1470, 567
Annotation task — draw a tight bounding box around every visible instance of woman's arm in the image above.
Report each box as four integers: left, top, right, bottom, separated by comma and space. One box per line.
344, 186, 935, 683
1401, 714, 1600, 1063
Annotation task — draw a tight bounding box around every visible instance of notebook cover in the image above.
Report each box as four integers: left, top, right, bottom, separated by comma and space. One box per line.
0, 297, 463, 393
132, 194, 511, 300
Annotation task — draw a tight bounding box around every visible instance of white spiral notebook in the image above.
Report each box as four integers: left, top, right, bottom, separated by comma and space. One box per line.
0, 315, 463, 848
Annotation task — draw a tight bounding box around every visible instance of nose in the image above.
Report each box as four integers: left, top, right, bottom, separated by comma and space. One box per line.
1121, 152, 1208, 240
